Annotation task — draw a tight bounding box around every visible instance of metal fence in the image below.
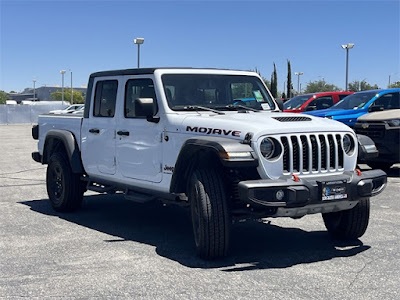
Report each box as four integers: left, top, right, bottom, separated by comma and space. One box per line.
0, 104, 67, 124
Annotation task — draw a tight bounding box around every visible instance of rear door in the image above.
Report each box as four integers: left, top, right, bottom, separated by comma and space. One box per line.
81, 78, 119, 176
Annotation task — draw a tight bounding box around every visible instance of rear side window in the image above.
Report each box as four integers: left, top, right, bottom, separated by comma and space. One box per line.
93, 80, 118, 117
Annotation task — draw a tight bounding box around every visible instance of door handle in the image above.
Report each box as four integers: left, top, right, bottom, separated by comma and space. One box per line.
89, 128, 100, 134
117, 130, 130, 136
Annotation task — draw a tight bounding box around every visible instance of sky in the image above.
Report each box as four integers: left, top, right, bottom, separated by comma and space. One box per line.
0, 0, 399, 94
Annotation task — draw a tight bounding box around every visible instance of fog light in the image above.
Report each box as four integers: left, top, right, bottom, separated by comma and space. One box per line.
276, 190, 285, 201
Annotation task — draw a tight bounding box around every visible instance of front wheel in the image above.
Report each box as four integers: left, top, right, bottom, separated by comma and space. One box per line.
46, 152, 84, 212
189, 167, 231, 259
322, 198, 370, 239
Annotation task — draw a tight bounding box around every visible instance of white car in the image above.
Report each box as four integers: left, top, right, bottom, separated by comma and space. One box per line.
71, 105, 85, 114
49, 104, 84, 114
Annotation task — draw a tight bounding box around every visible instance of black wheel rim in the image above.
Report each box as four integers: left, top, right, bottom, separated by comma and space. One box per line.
50, 164, 64, 203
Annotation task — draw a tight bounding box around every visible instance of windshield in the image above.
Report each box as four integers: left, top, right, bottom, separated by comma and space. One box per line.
332, 91, 377, 110
283, 94, 312, 109
162, 74, 275, 111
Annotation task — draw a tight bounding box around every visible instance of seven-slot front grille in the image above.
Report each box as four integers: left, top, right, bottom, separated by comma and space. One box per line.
280, 133, 344, 174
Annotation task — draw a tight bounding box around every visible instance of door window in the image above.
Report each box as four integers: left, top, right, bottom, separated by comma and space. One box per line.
124, 79, 157, 118
373, 92, 400, 109
307, 96, 334, 110
93, 80, 118, 117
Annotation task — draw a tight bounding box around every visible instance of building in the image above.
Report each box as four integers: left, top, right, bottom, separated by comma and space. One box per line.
8, 86, 87, 104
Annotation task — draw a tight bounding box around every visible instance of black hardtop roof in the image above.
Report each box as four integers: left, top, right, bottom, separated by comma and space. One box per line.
89, 67, 250, 78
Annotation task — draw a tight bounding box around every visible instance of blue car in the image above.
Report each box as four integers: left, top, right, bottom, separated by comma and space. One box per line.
304, 88, 400, 127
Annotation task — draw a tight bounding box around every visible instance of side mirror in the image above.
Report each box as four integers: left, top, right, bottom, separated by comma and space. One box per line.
275, 98, 284, 111
135, 98, 160, 123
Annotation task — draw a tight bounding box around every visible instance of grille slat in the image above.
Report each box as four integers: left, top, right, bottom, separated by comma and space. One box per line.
279, 133, 346, 175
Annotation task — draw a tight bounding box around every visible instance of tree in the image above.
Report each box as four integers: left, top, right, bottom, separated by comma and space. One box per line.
270, 63, 278, 98
389, 81, 400, 88
0, 90, 8, 104
263, 78, 271, 90
348, 80, 379, 92
287, 60, 293, 98
304, 80, 340, 93
252, 67, 270, 90
51, 89, 84, 104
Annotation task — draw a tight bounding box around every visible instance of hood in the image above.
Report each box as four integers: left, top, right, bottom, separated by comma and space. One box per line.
357, 109, 400, 121
303, 108, 341, 117
168, 111, 352, 141
305, 108, 364, 118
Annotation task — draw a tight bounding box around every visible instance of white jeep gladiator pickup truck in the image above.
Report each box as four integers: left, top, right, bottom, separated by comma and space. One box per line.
32, 68, 387, 259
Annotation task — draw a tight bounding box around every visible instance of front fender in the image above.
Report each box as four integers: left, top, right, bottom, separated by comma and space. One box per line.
170, 136, 258, 193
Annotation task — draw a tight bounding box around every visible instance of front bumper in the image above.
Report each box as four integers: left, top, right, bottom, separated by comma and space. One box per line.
238, 169, 386, 217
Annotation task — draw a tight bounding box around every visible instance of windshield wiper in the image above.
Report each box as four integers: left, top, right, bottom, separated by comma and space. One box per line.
182, 105, 225, 115
218, 104, 260, 112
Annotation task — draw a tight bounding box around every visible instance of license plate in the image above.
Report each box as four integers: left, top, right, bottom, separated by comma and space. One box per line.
321, 180, 348, 201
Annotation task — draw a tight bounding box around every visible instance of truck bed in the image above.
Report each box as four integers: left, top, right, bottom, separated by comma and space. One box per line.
37, 114, 83, 155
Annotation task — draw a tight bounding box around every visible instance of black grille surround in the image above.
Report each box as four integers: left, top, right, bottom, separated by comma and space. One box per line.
278, 133, 345, 175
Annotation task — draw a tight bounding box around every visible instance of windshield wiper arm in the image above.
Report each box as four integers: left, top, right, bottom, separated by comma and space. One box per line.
221, 104, 260, 112
183, 105, 225, 115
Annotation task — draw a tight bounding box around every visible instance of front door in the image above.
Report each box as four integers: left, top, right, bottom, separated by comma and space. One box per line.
116, 76, 163, 183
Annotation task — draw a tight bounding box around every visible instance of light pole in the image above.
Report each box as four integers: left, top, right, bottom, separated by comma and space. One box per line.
32, 79, 36, 101
341, 43, 355, 91
60, 70, 66, 106
70, 70, 73, 104
133, 38, 144, 68
388, 73, 398, 88
295, 72, 303, 93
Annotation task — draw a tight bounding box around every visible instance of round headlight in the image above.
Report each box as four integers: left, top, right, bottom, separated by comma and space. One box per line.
342, 134, 354, 155
260, 137, 281, 160
260, 138, 274, 159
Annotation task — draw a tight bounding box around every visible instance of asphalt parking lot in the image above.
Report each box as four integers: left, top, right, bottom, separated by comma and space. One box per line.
1, 124, 399, 299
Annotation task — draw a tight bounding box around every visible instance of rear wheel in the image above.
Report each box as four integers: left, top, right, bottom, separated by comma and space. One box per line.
322, 198, 370, 239
46, 152, 83, 212
189, 167, 231, 259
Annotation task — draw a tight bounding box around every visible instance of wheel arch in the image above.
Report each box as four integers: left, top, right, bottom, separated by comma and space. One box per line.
43, 130, 84, 174
170, 136, 258, 194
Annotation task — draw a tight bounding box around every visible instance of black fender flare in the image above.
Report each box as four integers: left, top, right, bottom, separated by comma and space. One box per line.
43, 130, 84, 174
170, 136, 258, 193
357, 134, 379, 162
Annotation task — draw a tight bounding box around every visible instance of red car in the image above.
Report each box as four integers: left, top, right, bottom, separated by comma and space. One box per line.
283, 91, 353, 113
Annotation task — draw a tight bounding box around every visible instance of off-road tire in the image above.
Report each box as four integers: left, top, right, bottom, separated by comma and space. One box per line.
189, 167, 231, 259
46, 152, 83, 212
322, 198, 370, 239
